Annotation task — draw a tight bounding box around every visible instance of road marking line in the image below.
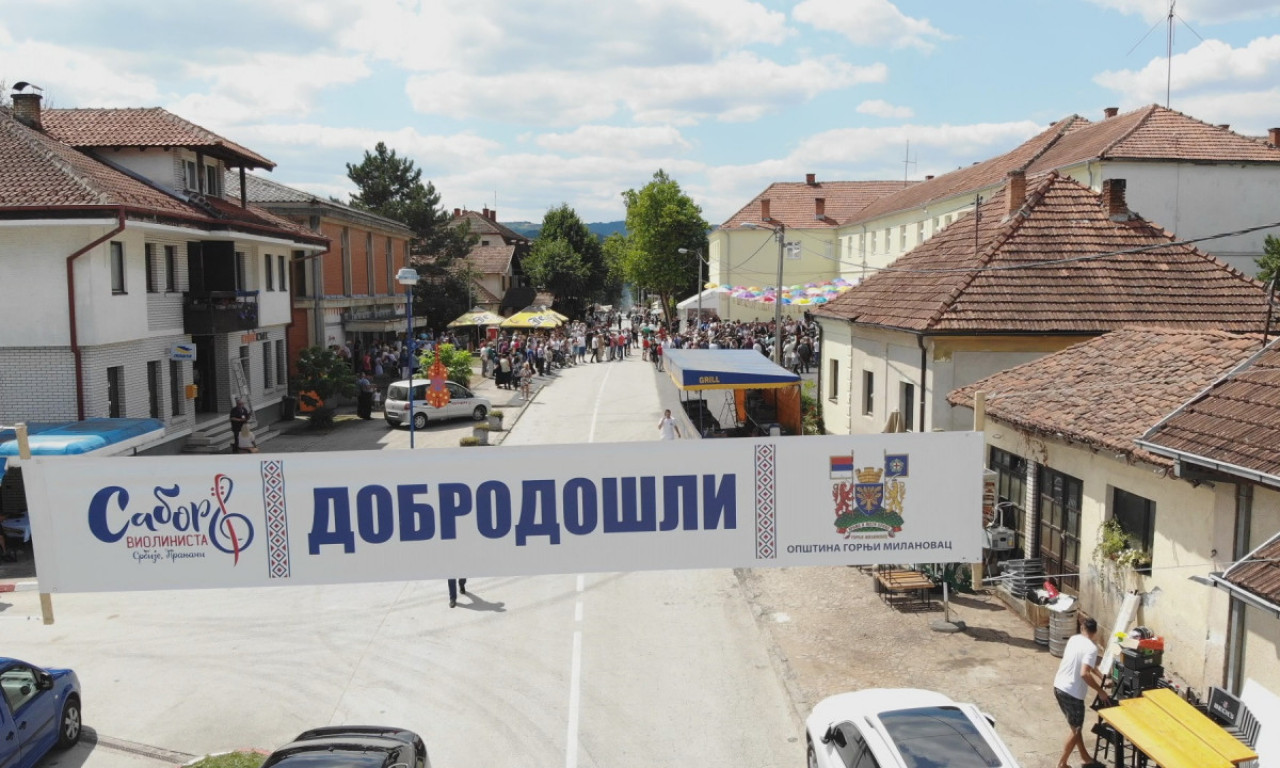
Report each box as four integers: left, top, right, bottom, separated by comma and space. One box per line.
588, 365, 614, 443
566, 573, 586, 768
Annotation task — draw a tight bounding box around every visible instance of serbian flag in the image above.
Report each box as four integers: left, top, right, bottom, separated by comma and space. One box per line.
829, 455, 853, 479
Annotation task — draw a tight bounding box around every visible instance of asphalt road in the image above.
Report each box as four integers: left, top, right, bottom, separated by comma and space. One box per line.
8, 353, 801, 768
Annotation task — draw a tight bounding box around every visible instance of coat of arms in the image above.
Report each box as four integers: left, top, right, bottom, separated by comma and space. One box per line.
831, 453, 908, 538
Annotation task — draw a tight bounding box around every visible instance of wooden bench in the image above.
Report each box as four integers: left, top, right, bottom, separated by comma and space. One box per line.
876, 569, 935, 608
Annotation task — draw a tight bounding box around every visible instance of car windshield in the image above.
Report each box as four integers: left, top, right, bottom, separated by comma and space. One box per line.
386, 385, 424, 401
877, 706, 1002, 768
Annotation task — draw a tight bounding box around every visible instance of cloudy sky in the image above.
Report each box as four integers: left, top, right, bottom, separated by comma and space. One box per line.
3, 0, 1279, 225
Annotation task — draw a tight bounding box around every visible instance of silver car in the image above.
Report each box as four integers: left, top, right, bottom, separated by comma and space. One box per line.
383, 379, 491, 429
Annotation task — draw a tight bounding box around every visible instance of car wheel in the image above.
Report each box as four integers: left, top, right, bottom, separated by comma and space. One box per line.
58, 696, 81, 748
413, 412, 428, 430
472, 405, 488, 421
806, 735, 819, 768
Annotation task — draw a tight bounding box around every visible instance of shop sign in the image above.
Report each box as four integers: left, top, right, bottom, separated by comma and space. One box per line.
169, 343, 197, 361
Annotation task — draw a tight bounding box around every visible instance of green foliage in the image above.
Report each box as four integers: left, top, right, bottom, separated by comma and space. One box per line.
1256, 234, 1280, 284
417, 343, 472, 387
1094, 518, 1152, 571
620, 170, 709, 325
185, 754, 265, 768
799, 380, 825, 435
413, 261, 480, 332
525, 204, 616, 317
459, 436, 481, 447
295, 346, 356, 406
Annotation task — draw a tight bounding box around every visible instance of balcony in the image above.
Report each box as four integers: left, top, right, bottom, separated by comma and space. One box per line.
184, 291, 259, 335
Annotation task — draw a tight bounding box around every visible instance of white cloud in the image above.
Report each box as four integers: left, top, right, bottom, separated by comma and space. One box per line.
169, 52, 371, 127
1084, 0, 1280, 24
0, 30, 160, 106
535, 125, 692, 156
1094, 35, 1280, 118
792, 0, 950, 51
232, 123, 501, 171
856, 99, 914, 119
406, 53, 886, 126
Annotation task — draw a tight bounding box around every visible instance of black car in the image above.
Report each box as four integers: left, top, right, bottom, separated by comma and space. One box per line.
262, 726, 430, 768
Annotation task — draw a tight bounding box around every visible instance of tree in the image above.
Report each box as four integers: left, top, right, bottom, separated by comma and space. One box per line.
294, 346, 356, 428
524, 204, 615, 317
620, 170, 709, 325
1257, 234, 1280, 285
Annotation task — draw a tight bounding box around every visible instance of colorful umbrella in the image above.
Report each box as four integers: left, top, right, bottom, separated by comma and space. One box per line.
447, 306, 504, 328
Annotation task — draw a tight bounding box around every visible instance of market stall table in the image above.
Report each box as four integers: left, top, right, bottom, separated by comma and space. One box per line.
1097, 688, 1257, 768
875, 569, 935, 608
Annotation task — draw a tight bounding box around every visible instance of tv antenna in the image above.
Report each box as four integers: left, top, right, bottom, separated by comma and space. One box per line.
902, 140, 917, 186
1126, 1, 1204, 108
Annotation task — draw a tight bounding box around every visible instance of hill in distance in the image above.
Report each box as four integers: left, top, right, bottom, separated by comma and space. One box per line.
505, 221, 627, 240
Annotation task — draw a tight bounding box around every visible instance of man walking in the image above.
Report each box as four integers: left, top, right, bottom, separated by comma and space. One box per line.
356, 371, 374, 419
229, 397, 250, 454
657, 409, 681, 440
448, 578, 467, 608
1054, 616, 1110, 768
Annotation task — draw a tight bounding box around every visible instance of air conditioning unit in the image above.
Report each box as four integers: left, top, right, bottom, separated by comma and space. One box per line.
985, 526, 1015, 552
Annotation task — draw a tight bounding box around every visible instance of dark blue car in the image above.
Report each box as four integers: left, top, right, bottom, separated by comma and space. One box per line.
0, 657, 82, 768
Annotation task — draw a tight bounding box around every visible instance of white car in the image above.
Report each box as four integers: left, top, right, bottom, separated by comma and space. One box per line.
383, 379, 491, 429
806, 689, 1020, 768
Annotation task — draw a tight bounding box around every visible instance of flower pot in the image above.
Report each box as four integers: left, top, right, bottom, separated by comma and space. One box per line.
488, 415, 504, 431
472, 426, 490, 445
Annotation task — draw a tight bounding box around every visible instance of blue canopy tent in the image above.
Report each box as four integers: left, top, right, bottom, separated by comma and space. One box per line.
663, 349, 802, 436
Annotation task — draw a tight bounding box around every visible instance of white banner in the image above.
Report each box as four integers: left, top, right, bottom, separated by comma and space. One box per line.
24, 433, 984, 593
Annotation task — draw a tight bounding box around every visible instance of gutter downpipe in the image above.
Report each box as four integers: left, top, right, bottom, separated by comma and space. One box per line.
847, 319, 856, 434
1227, 482, 1252, 694
68, 208, 128, 420
917, 333, 927, 432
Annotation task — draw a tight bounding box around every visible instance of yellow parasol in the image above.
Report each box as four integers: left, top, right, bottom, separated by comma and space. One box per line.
447, 306, 504, 328
500, 306, 564, 329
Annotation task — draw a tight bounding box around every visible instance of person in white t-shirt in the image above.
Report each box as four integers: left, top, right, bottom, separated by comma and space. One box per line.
1053, 616, 1110, 768
657, 409, 681, 440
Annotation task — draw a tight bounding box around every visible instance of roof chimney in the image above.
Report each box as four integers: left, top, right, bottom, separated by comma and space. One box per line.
1101, 178, 1129, 220
11, 92, 43, 130
488, 208, 497, 221
814, 197, 826, 219
805, 173, 817, 186
481, 206, 490, 220
1005, 169, 1026, 217
924, 175, 934, 181
1270, 128, 1280, 147
1103, 107, 1118, 119
760, 198, 771, 221
1217, 124, 1230, 130
453, 207, 461, 218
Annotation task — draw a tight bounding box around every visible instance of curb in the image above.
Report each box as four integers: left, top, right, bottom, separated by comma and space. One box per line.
732, 567, 811, 731
0, 581, 38, 593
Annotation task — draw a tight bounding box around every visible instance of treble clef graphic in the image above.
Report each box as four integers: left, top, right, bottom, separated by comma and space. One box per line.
211, 473, 253, 565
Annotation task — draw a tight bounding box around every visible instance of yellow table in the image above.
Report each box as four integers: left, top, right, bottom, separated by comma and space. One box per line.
1142, 688, 1257, 765
1101, 703, 1231, 768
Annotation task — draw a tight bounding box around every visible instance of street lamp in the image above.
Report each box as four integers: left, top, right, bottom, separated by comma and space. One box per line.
740, 222, 786, 365
396, 267, 420, 449
677, 247, 707, 338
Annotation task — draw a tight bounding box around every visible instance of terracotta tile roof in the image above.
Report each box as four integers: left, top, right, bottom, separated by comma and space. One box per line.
42, 107, 274, 168
463, 243, 515, 276
1222, 530, 1280, 607
451, 209, 529, 244
721, 177, 909, 229
948, 328, 1263, 467
843, 117, 1084, 224
0, 108, 324, 246
814, 173, 1270, 333
470, 279, 501, 304
1029, 105, 1280, 170
843, 106, 1280, 226
1141, 337, 1280, 482
225, 171, 413, 235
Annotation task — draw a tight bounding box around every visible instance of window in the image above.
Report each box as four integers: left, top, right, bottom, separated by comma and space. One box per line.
164, 245, 177, 291
263, 343, 273, 389
293, 253, 308, 298
147, 361, 162, 418
898, 224, 907, 251
235, 252, 246, 291
205, 164, 219, 196
0, 665, 41, 713
107, 366, 124, 417
366, 232, 375, 295
988, 447, 1028, 557
145, 243, 158, 293
169, 360, 182, 417
883, 227, 890, 252
862, 370, 875, 416
110, 241, 126, 294
385, 238, 394, 294
869, 231, 877, 254
828, 359, 839, 402
916, 220, 924, 245
900, 381, 915, 431
265, 253, 274, 291
1112, 487, 1156, 570
341, 227, 352, 295
185, 160, 199, 191
275, 339, 286, 388
239, 346, 251, 390
278, 254, 287, 292
1038, 467, 1083, 592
